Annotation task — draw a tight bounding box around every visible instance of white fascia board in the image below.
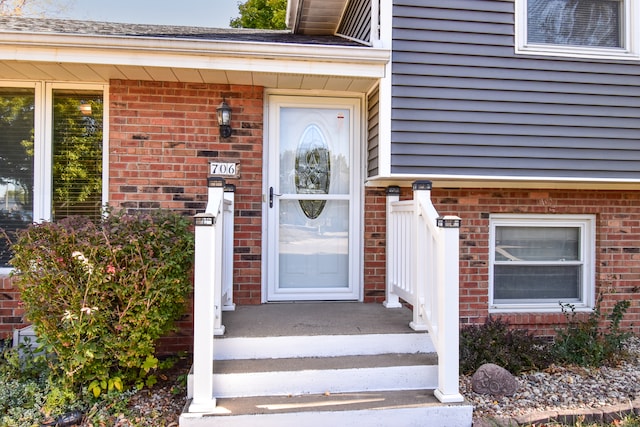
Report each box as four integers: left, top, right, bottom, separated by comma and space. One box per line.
0, 32, 389, 78
366, 173, 640, 190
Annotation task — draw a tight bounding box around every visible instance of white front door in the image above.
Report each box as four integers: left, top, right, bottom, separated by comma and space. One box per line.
265, 95, 362, 301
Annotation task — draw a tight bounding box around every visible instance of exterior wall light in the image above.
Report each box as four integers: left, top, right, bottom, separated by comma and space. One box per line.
194, 213, 216, 226
217, 100, 232, 138
78, 101, 92, 116
437, 216, 462, 228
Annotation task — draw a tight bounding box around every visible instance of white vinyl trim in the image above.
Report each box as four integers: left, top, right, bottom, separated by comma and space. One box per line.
365, 173, 640, 190
376, 0, 393, 177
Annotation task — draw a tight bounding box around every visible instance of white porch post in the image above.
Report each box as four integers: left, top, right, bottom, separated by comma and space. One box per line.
434, 215, 465, 403
384, 186, 402, 308
189, 177, 225, 413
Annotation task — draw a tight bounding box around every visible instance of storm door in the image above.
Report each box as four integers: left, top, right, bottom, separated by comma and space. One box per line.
265, 95, 361, 301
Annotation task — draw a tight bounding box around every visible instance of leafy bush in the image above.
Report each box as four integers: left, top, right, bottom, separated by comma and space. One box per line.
9, 209, 194, 396
553, 293, 631, 367
0, 342, 49, 427
0, 340, 163, 427
460, 317, 553, 375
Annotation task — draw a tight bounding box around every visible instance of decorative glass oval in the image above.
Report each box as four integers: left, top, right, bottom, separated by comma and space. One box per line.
295, 124, 330, 219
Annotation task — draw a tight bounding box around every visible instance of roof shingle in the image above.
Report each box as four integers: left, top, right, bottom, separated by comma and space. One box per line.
0, 16, 362, 46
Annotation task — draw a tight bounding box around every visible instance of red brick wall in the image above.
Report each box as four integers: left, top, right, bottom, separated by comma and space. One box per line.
364, 186, 640, 337
0, 276, 24, 341
364, 187, 388, 302
109, 80, 264, 352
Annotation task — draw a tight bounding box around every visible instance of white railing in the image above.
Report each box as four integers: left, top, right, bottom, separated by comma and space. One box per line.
386, 181, 464, 403
222, 184, 236, 312
189, 177, 235, 413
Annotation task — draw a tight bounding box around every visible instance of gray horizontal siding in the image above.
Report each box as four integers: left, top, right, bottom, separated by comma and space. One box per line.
368, 85, 380, 177
391, 0, 640, 180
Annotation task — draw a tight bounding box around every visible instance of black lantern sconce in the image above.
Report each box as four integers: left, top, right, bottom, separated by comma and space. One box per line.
78, 101, 92, 116
217, 100, 232, 138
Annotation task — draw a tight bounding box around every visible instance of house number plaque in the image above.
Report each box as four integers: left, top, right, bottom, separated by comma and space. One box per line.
209, 161, 239, 178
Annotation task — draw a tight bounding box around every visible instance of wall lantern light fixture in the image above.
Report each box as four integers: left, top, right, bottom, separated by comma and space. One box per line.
78, 101, 92, 116
217, 100, 232, 138
436, 216, 462, 229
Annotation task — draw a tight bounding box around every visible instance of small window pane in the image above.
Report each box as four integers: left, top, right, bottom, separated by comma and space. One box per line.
527, 0, 623, 48
495, 226, 579, 262
0, 88, 34, 268
494, 265, 581, 301
52, 91, 103, 222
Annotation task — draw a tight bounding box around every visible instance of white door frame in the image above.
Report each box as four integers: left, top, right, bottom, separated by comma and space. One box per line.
262, 92, 364, 302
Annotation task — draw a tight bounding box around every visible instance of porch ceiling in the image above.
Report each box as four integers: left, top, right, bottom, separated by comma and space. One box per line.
0, 60, 378, 92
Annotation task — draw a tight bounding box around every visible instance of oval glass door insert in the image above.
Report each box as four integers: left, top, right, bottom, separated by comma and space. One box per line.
295, 124, 330, 219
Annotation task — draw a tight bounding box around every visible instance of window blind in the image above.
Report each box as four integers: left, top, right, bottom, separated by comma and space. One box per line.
0, 88, 35, 268
528, 0, 622, 48
52, 91, 104, 222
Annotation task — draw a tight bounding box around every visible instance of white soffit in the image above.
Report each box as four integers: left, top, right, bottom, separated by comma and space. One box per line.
288, 0, 349, 35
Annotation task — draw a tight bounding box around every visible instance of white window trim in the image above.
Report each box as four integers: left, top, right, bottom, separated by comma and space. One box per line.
0, 81, 108, 275
489, 214, 596, 313
515, 0, 640, 60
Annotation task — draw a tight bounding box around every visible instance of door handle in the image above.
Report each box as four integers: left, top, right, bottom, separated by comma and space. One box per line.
269, 187, 281, 208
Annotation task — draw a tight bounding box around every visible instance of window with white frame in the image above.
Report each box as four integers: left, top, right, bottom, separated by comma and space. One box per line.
515, 0, 640, 60
0, 82, 107, 271
489, 214, 595, 312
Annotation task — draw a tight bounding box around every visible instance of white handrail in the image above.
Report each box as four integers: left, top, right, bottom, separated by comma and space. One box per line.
189, 177, 236, 413
386, 181, 464, 403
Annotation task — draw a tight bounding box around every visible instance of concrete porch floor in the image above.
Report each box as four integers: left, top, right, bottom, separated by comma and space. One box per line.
218, 302, 420, 338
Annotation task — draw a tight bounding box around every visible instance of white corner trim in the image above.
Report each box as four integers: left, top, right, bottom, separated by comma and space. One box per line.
376, 0, 393, 177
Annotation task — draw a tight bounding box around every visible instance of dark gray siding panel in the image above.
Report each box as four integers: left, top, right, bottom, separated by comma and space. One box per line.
368, 85, 380, 177
338, 0, 371, 43
391, 0, 640, 180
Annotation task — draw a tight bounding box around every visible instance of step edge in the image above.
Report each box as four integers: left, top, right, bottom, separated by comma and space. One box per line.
214, 333, 435, 360
195, 365, 439, 399
179, 395, 474, 427
211, 353, 438, 374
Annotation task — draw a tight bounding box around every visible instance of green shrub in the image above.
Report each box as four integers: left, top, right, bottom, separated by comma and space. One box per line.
9, 209, 194, 396
0, 341, 50, 427
553, 293, 631, 367
460, 317, 553, 375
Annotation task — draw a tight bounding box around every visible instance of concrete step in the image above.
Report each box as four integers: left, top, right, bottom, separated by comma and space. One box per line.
201, 353, 438, 398
181, 304, 473, 426
179, 389, 473, 427
214, 331, 435, 360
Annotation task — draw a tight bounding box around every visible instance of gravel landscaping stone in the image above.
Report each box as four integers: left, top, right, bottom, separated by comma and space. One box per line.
464, 336, 640, 425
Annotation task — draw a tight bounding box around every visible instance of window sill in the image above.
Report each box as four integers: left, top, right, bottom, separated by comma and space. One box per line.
516, 45, 639, 61
489, 304, 593, 314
